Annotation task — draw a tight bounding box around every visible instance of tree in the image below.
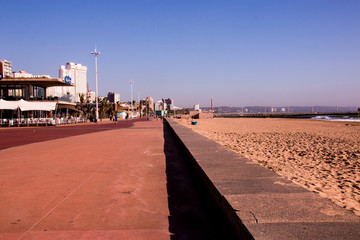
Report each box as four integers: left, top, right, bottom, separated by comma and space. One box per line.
98, 97, 112, 121
79, 93, 86, 113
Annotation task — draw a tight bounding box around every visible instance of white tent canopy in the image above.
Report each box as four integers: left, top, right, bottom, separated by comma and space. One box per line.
0, 99, 57, 111
17, 99, 56, 111
0, 99, 19, 110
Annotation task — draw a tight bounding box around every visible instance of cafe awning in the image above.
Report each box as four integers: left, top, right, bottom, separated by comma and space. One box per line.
0, 99, 19, 110
0, 99, 57, 111
18, 100, 57, 111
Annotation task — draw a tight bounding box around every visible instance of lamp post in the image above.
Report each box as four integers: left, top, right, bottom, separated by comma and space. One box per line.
130, 80, 134, 118
91, 47, 100, 121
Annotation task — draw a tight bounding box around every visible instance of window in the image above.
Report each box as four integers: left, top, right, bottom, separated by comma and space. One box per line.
0, 84, 28, 99
8, 89, 14, 97
15, 89, 22, 97
33, 86, 45, 98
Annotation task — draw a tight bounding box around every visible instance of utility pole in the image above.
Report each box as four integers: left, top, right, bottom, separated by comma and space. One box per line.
137, 92, 140, 117
211, 97, 213, 112
130, 80, 134, 118
91, 47, 100, 121
211, 97, 213, 118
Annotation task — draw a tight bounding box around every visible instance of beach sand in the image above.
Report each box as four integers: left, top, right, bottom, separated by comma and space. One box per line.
177, 118, 360, 216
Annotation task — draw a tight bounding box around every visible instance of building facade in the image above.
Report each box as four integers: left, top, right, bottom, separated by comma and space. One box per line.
0, 59, 12, 78
164, 98, 174, 110
107, 92, 120, 103
46, 62, 87, 103
87, 91, 96, 103
12, 70, 32, 78
154, 100, 167, 111
194, 103, 200, 111
0, 78, 70, 101
145, 96, 154, 112
12, 70, 50, 78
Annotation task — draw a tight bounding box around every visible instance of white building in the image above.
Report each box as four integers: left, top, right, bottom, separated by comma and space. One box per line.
0, 59, 12, 77
194, 103, 200, 111
154, 100, 167, 111
146, 96, 154, 112
164, 98, 174, 110
107, 92, 120, 103
114, 93, 120, 103
12, 70, 50, 78
99, 96, 106, 102
87, 90, 96, 103
46, 62, 87, 103
13, 70, 32, 78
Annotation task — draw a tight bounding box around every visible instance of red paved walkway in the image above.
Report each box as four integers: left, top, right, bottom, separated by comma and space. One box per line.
0, 119, 146, 150
0, 119, 169, 239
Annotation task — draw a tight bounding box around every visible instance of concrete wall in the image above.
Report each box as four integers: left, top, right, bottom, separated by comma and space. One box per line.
164, 118, 360, 240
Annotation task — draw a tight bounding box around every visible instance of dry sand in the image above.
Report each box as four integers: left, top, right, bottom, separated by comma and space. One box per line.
177, 118, 360, 216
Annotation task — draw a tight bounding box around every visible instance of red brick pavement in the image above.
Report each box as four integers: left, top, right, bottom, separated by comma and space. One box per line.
0, 118, 147, 150
0, 119, 169, 239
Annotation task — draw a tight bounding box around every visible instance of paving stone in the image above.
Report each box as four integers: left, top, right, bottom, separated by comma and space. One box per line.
246, 222, 360, 240
213, 177, 308, 195
227, 192, 360, 224
0, 120, 170, 240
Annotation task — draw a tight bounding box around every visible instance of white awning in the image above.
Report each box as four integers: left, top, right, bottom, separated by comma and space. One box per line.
0, 99, 20, 110
18, 100, 57, 111
0, 99, 57, 111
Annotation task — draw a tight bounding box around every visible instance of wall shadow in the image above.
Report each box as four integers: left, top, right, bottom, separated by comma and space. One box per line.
163, 121, 238, 240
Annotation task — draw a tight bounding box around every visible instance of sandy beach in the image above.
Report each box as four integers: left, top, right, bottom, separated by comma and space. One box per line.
177, 118, 360, 216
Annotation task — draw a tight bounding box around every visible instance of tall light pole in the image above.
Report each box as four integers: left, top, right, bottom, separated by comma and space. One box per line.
91, 47, 100, 121
130, 80, 134, 118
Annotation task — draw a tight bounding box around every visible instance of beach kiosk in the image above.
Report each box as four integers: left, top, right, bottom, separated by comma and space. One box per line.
0, 77, 82, 126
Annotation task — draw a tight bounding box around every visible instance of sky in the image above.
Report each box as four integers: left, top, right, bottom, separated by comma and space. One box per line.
1, 0, 359, 108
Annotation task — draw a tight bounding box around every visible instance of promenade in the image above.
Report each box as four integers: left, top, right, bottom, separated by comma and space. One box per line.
4, 117, 358, 239
0, 119, 170, 239
165, 118, 360, 239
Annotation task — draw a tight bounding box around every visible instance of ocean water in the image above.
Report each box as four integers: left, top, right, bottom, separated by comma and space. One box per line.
311, 115, 360, 122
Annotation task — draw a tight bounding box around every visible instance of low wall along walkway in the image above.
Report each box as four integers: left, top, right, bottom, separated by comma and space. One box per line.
165, 118, 360, 240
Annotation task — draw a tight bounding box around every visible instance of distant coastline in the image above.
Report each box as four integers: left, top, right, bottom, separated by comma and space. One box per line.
202, 106, 358, 114
200, 105, 359, 120
214, 112, 359, 121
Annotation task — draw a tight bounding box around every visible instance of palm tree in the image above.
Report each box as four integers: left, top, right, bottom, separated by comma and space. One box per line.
98, 97, 112, 121
78, 93, 86, 118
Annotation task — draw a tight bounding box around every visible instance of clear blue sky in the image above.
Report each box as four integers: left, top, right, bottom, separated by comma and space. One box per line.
1, 0, 359, 107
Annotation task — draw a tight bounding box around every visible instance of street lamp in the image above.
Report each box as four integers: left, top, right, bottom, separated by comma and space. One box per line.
130, 80, 134, 118
91, 47, 100, 121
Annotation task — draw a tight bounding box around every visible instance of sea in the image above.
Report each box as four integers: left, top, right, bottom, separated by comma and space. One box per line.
311, 115, 360, 122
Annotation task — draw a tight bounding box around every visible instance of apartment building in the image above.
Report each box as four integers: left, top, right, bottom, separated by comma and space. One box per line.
0, 59, 12, 78
47, 62, 87, 102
